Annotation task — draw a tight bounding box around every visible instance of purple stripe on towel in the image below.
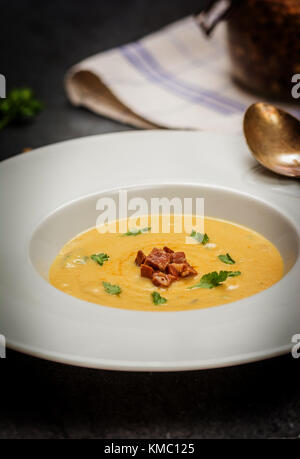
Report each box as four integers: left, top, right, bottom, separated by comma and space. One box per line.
120, 45, 233, 115
133, 42, 246, 113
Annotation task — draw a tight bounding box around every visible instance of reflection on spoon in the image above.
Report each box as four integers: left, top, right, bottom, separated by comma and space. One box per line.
244, 102, 300, 178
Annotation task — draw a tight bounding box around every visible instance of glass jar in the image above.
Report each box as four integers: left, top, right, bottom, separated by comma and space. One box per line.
226, 0, 300, 100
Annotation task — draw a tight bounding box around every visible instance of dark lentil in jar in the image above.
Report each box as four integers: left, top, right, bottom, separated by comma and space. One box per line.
226, 0, 300, 100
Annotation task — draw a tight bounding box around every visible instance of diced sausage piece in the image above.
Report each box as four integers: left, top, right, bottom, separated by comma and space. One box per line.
168, 262, 197, 278
152, 272, 176, 288
140, 264, 154, 279
167, 263, 186, 276
171, 252, 186, 264
181, 264, 198, 277
136, 246, 195, 288
167, 263, 180, 279
135, 250, 146, 266
145, 248, 171, 272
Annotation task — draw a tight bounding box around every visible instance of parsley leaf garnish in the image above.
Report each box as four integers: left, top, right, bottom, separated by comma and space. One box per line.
91, 253, 109, 266
152, 291, 167, 305
188, 270, 241, 289
123, 227, 151, 236
191, 230, 209, 245
102, 282, 122, 295
218, 253, 236, 265
0, 88, 43, 130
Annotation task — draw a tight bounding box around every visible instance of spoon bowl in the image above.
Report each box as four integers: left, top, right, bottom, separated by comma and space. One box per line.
244, 102, 300, 178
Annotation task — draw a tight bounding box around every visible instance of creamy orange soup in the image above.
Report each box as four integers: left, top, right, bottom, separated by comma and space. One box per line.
49, 216, 284, 311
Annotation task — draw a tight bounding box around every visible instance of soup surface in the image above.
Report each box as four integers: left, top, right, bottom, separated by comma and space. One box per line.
49, 216, 284, 311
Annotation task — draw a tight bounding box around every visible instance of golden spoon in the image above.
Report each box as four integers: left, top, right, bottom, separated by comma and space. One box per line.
244, 102, 300, 178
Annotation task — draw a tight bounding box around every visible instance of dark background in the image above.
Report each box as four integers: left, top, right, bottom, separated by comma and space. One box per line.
1, 0, 210, 160
1, 0, 300, 439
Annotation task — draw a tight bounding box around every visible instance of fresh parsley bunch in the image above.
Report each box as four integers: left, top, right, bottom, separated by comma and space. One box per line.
0, 88, 43, 130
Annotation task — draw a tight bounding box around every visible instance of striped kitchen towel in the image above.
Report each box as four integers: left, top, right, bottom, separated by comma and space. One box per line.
65, 16, 298, 133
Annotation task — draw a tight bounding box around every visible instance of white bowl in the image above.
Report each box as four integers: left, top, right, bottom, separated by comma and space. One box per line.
1, 130, 300, 370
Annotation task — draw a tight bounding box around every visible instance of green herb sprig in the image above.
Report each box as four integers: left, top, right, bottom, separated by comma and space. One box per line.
102, 282, 122, 295
152, 291, 167, 305
188, 271, 241, 290
123, 227, 151, 236
0, 88, 43, 130
190, 230, 209, 245
218, 253, 236, 265
91, 253, 109, 266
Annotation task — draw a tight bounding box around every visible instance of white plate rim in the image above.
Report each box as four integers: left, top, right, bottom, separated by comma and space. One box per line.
1, 130, 299, 371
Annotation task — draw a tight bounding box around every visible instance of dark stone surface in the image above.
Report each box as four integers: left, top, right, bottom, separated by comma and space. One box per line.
1, 350, 300, 439
0, 0, 299, 439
